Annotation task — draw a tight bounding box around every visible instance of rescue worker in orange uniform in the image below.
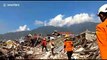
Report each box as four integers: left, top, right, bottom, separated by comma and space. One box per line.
64, 34, 74, 60
96, 4, 107, 59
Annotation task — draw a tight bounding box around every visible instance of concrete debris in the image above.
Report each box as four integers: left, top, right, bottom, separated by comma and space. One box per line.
73, 30, 100, 59
0, 30, 101, 59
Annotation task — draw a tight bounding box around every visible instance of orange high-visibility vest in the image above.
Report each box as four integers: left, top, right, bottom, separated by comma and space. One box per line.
64, 40, 73, 51
96, 19, 107, 59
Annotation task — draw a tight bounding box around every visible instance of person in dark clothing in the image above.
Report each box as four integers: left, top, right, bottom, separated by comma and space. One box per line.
31, 39, 35, 47
37, 34, 43, 45
24, 34, 32, 46
49, 39, 55, 56
33, 33, 38, 47
66, 51, 73, 60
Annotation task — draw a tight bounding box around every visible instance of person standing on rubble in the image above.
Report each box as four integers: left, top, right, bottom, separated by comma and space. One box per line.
49, 38, 55, 56
41, 37, 48, 52
37, 34, 43, 45
96, 4, 107, 59
64, 34, 74, 60
32, 33, 37, 47
28, 34, 33, 47
24, 34, 32, 46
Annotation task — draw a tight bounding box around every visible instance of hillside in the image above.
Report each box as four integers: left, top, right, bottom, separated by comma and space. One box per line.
0, 22, 98, 40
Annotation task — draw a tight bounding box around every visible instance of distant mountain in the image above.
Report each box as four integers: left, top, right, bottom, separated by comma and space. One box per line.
0, 22, 98, 40
31, 26, 72, 35
68, 22, 98, 34
0, 31, 30, 40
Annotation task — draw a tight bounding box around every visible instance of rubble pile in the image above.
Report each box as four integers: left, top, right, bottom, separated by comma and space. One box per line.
73, 31, 100, 59
0, 39, 67, 59
0, 31, 101, 59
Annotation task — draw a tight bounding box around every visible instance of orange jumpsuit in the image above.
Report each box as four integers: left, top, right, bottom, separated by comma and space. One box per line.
96, 19, 107, 59
64, 40, 73, 51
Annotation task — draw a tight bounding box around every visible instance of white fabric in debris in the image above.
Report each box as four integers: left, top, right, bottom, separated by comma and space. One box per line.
50, 37, 55, 40
75, 47, 84, 52
27, 50, 33, 55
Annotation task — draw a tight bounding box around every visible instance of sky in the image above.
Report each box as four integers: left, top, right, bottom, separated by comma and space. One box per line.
0, 1, 107, 34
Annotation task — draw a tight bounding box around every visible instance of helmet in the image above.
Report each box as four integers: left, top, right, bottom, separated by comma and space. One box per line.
98, 4, 107, 14
28, 34, 32, 37
65, 34, 69, 38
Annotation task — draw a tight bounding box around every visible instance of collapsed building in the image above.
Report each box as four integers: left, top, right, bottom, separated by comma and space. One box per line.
73, 30, 100, 59
0, 30, 101, 59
